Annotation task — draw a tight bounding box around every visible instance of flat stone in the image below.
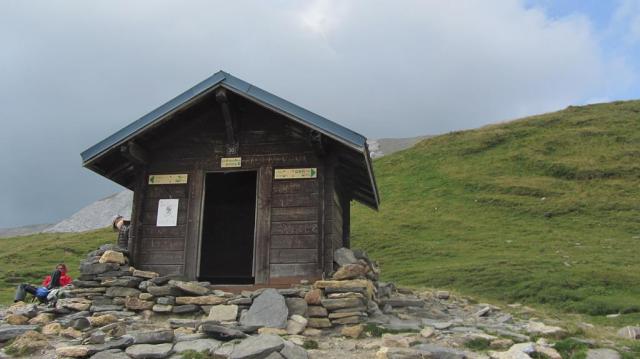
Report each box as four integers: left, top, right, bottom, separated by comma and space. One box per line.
209, 304, 239, 322
331, 315, 363, 325
42, 322, 62, 335
99, 250, 126, 264
72, 317, 92, 330
81, 262, 120, 275
172, 304, 201, 314
341, 324, 364, 339
56, 345, 90, 357
334, 247, 358, 266
617, 326, 640, 339
414, 343, 466, 359
306, 318, 332, 328
228, 297, 253, 305
280, 341, 308, 359
229, 334, 285, 359
314, 279, 374, 300
321, 298, 364, 310
146, 285, 180, 297
333, 264, 368, 280
586, 348, 621, 359
88, 314, 118, 327
169, 319, 200, 329
133, 329, 175, 344
286, 298, 308, 317
170, 280, 210, 296
199, 323, 247, 340
240, 288, 288, 329
89, 349, 130, 359
132, 269, 160, 279
73, 280, 101, 288
379, 297, 425, 308
0, 324, 39, 342
91, 304, 124, 312
474, 306, 491, 317
28, 313, 54, 325
101, 277, 141, 287
306, 306, 328, 317
86, 336, 135, 354
60, 327, 84, 339
435, 291, 450, 299
525, 321, 565, 336
5, 314, 29, 325
176, 295, 226, 305
125, 297, 154, 311
106, 286, 141, 297
156, 296, 176, 305
125, 343, 173, 359
173, 338, 222, 353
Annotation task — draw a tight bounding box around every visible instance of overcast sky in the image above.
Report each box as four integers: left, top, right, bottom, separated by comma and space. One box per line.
1, 0, 639, 228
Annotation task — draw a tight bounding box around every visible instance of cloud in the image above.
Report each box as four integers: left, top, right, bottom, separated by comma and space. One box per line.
0, 0, 635, 227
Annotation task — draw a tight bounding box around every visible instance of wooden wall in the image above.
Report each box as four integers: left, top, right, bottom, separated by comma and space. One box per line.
129, 91, 332, 283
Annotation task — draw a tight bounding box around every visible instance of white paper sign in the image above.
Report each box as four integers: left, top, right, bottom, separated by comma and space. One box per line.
156, 199, 179, 227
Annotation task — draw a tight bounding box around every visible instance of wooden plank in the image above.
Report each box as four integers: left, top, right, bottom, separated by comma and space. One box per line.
270, 249, 317, 264
271, 234, 318, 249
139, 237, 186, 251
131, 168, 147, 266
185, 169, 203, 280
272, 193, 319, 208
323, 157, 336, 273
271, 221, 319, 235
269, 263, 319, 278
272, 180, 318, 194
143, 197, 188, 214
342, 195, 351, 248
271, 207, 318, 222
138, 251, 185, 265
142, 225, 186, 238
145, 185, 188, 198
254, 165, 273, 284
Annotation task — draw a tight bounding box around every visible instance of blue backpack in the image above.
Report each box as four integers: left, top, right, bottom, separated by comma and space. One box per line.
35, 287, 50, 299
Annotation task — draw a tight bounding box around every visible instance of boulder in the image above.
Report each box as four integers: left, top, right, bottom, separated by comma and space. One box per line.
286, 315, 308, 335
334, 247, 358, 266
133, 329, 175, 344
333, 264, 368, 280
125, 343, 173, 359
240, 288, 288, 329
229, 334, 285, 359
56, 345, 90, 358
99, 250, 126, 264
0, 324, 39, 342
173, 338, 222, 353
209, 304, 239, 322
170, 280, 210, 296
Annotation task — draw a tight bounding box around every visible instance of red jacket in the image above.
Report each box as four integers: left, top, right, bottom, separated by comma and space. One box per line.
42, 273, 72, 287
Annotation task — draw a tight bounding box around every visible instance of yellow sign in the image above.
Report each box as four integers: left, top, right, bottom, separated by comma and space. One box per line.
221, 157, 242, 168
148, 174, 188, 185
274, 168, 318, 180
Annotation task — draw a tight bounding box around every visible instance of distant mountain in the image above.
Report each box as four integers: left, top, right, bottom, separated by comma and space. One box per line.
44, 190, 132, 233
368, 136, 431, 158
0, 224, 53, 239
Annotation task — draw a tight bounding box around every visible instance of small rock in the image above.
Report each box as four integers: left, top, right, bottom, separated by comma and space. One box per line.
525, 321, 566, 337
88, 330, 106, 344
156, 296, 175, 305
306, 306, 328, 317
153, 304, 174, 313
342, 324, 364, 338
72, 317, 92, 330
133, 329, 174, 344
199, 323, 247, 340
172, 304, 201, 314
436, 291, 450, 299
306, 318, 332, 328
175, 295, 226, 305
5, 314, 29, 325
132, 269, 159, 279
333, 264, 368, 280
28, 313, 53, 325
286, 297, 308, 317
209, 304, 239, 322
304, 289, 322, 305
99, 250, 126, 264
474, 306, 491, 317
125, 297, 154, 311
42, 322, 62, 335
490, 338, 514, 349
286, 315, 308, 335
88, 314, 118, 327
60, 327, 84, 339
169, 280, 210, 296
125, 343, 173, 359
420, 327, 434, 338
334, 247, 358, 266
173, 338, 222, 353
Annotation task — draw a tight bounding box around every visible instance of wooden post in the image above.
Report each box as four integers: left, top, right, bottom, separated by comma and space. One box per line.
185, 168, 204, 279
254, 165, 273, 284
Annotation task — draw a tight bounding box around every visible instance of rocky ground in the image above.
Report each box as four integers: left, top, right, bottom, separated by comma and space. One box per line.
0, 245, 633, 359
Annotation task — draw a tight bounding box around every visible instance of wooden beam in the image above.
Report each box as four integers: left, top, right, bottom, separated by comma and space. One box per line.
309, 130, 325, 157
215, 88, 238, 155
120, 141, 149, 165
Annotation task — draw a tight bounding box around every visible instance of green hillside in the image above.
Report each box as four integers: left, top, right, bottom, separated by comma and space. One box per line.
352, 100, 640, 321
0, 229, 113, 303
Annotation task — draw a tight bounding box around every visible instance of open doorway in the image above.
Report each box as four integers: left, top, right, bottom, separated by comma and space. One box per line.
199, 171, 257, 284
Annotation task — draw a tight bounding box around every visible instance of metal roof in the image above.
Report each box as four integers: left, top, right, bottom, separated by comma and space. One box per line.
81, 70, 379, 208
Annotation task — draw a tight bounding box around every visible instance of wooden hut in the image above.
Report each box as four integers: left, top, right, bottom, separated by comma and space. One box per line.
81, 71, 379, 286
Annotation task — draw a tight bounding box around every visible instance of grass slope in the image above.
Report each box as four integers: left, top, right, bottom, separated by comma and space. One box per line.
352, 100, 640, 320
0, 229, 113, 303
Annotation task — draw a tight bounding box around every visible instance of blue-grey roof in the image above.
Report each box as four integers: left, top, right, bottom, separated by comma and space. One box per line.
81, 70, 379, 208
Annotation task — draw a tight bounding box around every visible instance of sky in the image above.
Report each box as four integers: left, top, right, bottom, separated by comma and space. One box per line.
1, 0, 639, 228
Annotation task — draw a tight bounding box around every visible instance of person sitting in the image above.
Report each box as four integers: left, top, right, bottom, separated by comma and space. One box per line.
112, 215, 131, 251
14, 263, 72, 303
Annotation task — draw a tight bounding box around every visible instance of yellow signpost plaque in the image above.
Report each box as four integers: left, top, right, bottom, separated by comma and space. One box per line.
148, 174, 188, 185
221, 157, 242, 168
274, 168, 318, 179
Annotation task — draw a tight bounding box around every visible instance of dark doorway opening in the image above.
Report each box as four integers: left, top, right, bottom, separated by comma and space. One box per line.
199, 171, 257, 284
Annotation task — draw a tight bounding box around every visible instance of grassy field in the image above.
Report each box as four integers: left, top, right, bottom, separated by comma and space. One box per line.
352, 100, 640, 325
0, 228, 113, 303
